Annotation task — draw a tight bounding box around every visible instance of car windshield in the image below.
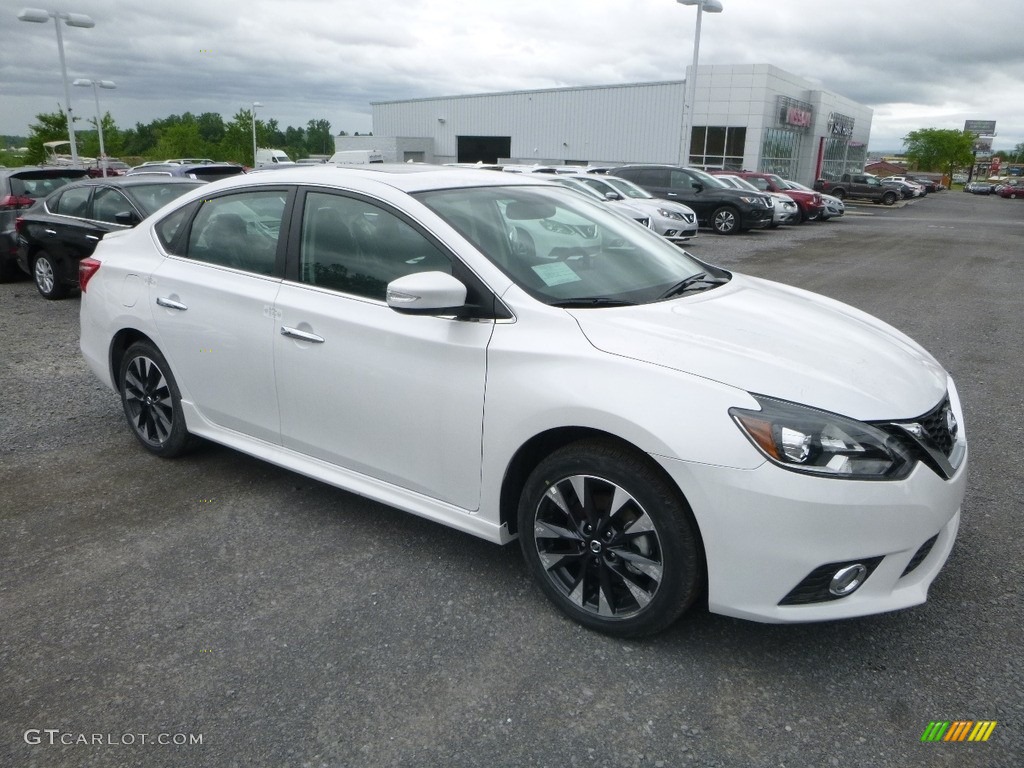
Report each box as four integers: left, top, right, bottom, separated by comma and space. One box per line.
124, 182, 206, 216
783, 180, 811, 192
416, 184, 719, 306
601, 177, 654, 200
719, 175, 760, 192
687, 168, 728, 189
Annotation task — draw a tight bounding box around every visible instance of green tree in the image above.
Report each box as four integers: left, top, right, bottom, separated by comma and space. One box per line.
77, 112, 124, 159
902, 128, 974, 179
219, 109, 255, 165
154, 120, 206, 159
25, 108, 69, 164
306, 119, 332, 155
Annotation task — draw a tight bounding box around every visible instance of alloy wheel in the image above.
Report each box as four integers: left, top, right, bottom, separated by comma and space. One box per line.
123, 354, 174, 447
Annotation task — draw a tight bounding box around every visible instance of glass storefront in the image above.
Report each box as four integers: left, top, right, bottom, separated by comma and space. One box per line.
759, 128, 801, 178
689, 126, 746, 169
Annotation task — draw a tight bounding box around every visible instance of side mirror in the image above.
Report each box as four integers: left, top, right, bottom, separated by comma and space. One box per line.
692, 182, 704, 193
386, 271, 467, 315
603, 191, 623, 201
114, 210, 140, 226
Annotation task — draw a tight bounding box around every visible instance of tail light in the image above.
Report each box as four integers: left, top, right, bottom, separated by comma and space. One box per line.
79, 258, 101, 292
0, 195, 35, 210
14, 216, 27, 236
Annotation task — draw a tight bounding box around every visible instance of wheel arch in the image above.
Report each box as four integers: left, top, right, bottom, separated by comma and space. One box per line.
109, 328, 159, 392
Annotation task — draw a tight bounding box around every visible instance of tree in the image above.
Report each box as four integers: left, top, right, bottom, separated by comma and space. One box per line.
306, 119, 332, 155
76, 112, 124, 159
25, 108, 69, 164
902, 128, 974, 179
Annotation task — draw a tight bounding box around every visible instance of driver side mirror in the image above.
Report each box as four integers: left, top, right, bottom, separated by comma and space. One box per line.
386, 271, 468, 316
114, 210, 141, 226
603, 191, 623, 201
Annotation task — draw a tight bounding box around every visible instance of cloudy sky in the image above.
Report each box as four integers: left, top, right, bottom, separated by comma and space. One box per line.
3, 0, 1022, 154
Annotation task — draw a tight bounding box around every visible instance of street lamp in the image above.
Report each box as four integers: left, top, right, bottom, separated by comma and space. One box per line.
73, 79, 115, 176
676, 0, 723, 167
17, 7, 96, 169
251, 101, 263, 168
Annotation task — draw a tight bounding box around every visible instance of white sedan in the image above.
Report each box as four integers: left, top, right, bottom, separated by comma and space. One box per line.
80, 165, 967, 637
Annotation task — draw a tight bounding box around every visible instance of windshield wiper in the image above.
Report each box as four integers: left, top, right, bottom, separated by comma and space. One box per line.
550, 297, 637, 308
658, 272, 729, 299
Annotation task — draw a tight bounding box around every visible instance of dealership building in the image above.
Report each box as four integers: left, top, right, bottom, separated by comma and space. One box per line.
333, 63, 873, 186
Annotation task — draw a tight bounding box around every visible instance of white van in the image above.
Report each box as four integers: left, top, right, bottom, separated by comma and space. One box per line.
327, 149, 385, 165
255, 148, 296, 169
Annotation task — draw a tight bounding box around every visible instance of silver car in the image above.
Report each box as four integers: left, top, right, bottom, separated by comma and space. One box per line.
562, 175, 699, 243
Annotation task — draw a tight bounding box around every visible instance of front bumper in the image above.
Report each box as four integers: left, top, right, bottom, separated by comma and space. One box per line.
655, 447, 967, 623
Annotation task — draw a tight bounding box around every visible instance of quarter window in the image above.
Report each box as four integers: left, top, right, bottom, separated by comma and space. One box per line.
54, 186, 92, 218
299, 191, 452, 300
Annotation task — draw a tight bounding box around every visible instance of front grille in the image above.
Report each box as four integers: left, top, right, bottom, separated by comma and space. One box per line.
916, 396, 955, 455
779, 556, 884, 605
901, 534, 939, 577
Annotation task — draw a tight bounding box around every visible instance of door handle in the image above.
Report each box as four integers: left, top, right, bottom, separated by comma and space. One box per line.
156, 296, 188, 311
280, 326, 325, 343
86, 234, 101, 241
44, 228, 57, 236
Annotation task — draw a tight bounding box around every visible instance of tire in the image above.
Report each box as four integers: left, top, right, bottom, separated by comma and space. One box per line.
710, 206, 740, 235
32, 251, 69, 300
882, 191, 898, 206
118, 341, 197, 458
832, 188, 846, 200
518, 439, 703, 637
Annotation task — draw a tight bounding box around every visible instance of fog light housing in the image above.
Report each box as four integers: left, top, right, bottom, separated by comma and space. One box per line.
829, 564, 868, 596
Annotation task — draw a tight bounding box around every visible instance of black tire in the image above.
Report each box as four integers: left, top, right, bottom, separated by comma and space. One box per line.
882, 191, 898, 206
32, 251, 69, 300
518, 439, 703, 637
710, 206, 740, 235
118, 341, 197, 458
832, 188, 846, 200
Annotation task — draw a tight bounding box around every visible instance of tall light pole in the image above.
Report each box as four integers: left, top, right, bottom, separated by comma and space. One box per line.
676, 0, 723, 167
251, 101, 263, 168
73, 78, 115, 176
17, 7, 96, 169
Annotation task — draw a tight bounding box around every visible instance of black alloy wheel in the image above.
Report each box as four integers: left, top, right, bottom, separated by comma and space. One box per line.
32, 251, 68, 300
119, 341, 196, 457
518, 440, 703, 637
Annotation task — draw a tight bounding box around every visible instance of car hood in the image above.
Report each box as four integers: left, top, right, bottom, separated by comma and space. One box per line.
568, 274, 948, 420
628, 198, 696, 217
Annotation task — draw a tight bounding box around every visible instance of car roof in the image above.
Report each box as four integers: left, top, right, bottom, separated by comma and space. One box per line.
176, 163, 556, 194
56, 176, 203, 190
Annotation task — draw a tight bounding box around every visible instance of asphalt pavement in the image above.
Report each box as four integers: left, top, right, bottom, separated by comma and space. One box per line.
1, 189, 1022, 767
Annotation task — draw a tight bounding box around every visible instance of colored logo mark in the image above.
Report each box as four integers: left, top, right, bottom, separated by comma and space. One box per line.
921, 721, 997, 742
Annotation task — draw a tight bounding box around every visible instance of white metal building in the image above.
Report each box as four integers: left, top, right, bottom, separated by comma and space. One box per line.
337, 64, 873, 186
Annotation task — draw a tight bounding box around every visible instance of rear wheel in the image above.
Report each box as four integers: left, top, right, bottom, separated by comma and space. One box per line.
118, 341, 197, 457
882, 191, 898, 206
832, 188, 846, 200
32, 251, 68, 300
710, 206, 740, 235
518, 439, 703, 637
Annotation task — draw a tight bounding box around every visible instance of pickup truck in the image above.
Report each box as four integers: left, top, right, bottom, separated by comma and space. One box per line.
812, 173, 899, 205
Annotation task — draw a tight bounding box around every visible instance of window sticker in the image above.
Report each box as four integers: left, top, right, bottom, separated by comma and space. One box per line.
531, 261, 582, 287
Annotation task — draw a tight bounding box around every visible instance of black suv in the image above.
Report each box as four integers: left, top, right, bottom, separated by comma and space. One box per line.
1, 166, 89, 280
611, 165, 774, 235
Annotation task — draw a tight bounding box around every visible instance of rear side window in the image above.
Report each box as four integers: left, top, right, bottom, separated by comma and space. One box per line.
637, 169, 670, 187
53, 186, 92, 217
92, 188, 134, 224
184, 191, 286, 275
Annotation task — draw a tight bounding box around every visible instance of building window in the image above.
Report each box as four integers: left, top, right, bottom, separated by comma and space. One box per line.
820, 138, 867, 180
689, 126, 746, 169
760, 128, 801, 178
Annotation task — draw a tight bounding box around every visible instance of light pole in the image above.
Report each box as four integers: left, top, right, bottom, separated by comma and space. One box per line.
676, 0, 723, 167
73, 78, 115, 176
251, 101, 263, 168
17, 7, 96, 169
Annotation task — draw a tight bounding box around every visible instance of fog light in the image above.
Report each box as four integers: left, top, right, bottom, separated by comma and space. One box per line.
829, 564, 868, 596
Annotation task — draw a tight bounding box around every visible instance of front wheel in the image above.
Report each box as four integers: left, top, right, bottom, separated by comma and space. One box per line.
832, 188, 846, 200
710, 206, 740, 235
118, 341, 197, 457
518, 440, 703, 637
33, 251, 68, 300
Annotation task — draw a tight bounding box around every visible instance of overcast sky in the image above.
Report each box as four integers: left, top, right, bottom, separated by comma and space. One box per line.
3, 0, 1022, 154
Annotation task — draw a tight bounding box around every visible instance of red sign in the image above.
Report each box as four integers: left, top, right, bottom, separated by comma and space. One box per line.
991, 157, 1001, 172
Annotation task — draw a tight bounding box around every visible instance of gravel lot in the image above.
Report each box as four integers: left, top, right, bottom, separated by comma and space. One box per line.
2, 190, 1022, 767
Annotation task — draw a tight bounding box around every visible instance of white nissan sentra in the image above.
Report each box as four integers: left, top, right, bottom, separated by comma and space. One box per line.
79, 165, 967, 637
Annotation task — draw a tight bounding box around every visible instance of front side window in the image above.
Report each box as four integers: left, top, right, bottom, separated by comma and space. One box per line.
417, 185, 714, 306
299, 191, 453, 300
184, 190, 286, 274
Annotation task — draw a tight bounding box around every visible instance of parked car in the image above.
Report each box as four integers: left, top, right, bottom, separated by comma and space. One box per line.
882, 179, 921, 199
126, 162, 246, 181
611, 165, 774, 234
813, 173, 900, 205
785, 180, 844, 220
881, 176, 927, 196
911, 177, 941, 193
1, 165, 89, 281
997, 181, 1024, 199
15, 176, 203, 298
86, 158, 131, 178
79, 165, 967, 637
710, 171, 825, 222
713, 173, 799, 227
544, 176, 652, 228
560, 174, 699, 243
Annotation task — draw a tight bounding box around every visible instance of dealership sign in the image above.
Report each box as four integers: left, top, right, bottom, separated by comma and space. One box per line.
964, 120, 996, 136
827, 112, 855, 138
777, 96, 813, 130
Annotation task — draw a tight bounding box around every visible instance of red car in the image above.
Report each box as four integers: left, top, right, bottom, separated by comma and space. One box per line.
997, 180, 1024, 199
711, 170, 826, 222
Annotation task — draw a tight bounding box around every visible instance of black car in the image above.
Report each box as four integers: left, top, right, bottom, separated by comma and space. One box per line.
610, 164, 774, 235
15, 176, 204, 299
1, 166, 89, 281
125, 162, 246, 182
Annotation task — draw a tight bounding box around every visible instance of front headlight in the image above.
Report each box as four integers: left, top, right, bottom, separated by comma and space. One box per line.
656, 208, 684, 220
730, 396, 915, 480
